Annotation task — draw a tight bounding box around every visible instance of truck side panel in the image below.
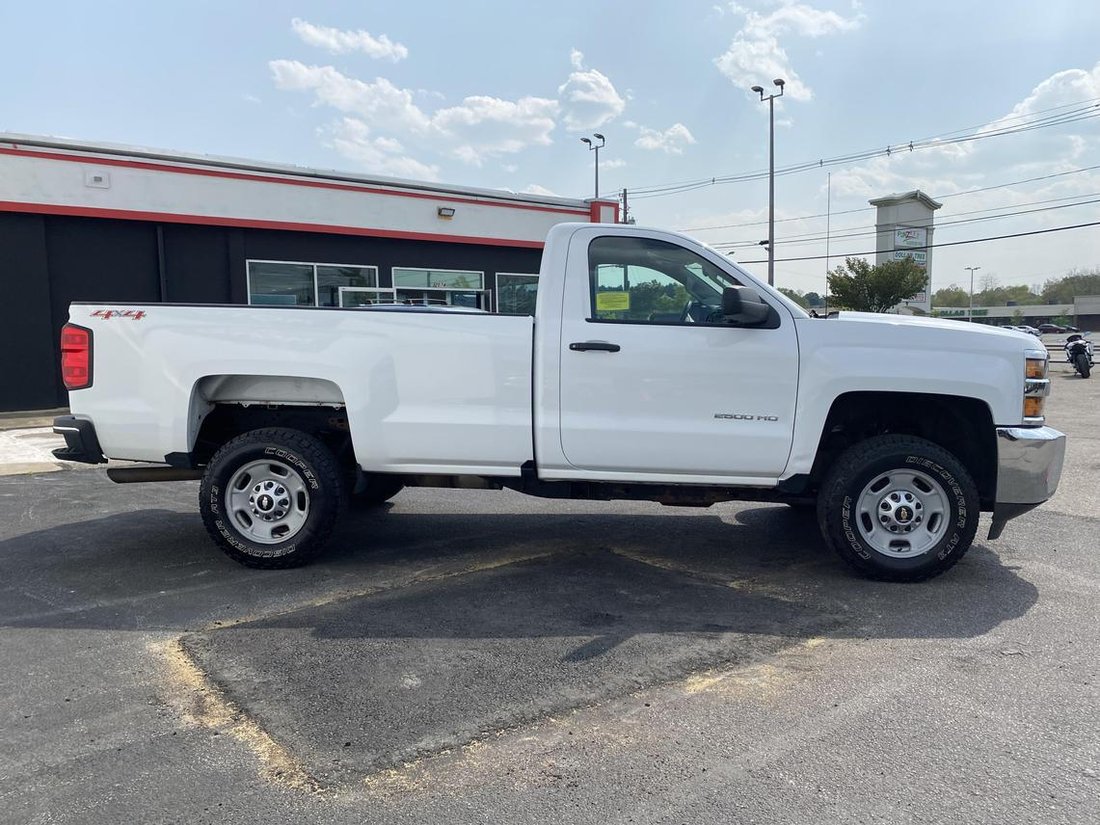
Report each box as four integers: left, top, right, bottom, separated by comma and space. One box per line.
67, 305, 535, 476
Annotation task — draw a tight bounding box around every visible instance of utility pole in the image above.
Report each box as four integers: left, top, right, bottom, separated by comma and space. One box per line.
751, 78, 785, 286
965, 266, 981, 322
824, 171, 831, 316
621, 188, 629, 224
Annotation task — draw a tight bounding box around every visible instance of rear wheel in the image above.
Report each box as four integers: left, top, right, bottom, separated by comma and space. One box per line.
1076, 352, 1091, 378
817, 435, 979, 582
199, 427, 346, 568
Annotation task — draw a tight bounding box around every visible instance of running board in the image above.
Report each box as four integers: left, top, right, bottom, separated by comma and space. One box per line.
107, 467, 204, 484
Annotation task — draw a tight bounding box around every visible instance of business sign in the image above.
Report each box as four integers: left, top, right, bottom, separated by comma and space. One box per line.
895, 227, 927, 248
893, 249, 927, 267
907, 292, 927, 304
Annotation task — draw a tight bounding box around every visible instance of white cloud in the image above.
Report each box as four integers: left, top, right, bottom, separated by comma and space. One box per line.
324, 118, 439, 180
558, 49, 626, 130
433, 94, 559, 165
635, 123, 697, 155
831, 61, 1100, 199
715, 2, 862, 101
270, 60, 431, 132
603, 158, 627, 169
522, 183, 559, 196
290, 18, 408, 62
270, 60, 560, 168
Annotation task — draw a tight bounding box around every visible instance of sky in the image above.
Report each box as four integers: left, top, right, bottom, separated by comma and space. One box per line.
2, 0, 1099, 297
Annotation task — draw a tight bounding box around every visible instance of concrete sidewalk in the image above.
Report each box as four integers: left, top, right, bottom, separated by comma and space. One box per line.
0, 427, 70, 476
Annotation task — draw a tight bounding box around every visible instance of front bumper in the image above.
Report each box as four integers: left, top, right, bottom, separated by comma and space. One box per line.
988, 426, 1066, 539
52, 415, 106, 465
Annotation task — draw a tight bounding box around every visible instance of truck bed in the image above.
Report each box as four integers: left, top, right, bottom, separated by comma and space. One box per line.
67, 303, 536, 475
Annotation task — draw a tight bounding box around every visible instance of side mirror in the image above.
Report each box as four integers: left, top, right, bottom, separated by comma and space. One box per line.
721, 286, 771, 325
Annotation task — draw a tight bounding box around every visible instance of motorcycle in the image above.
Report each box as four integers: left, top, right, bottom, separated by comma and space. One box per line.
1065, 334, 1093, 379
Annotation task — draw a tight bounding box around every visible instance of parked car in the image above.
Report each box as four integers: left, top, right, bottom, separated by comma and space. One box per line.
1037, 323, 1066, 334
1016, 325, 1041, 336
51, 222, 1066, 583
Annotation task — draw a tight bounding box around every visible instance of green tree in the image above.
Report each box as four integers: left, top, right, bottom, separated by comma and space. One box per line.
803, 291, 823, 307
826, 257, 928, 313
973, 284, 1040, 306
1041, 268, 1100, 303
778, 287, 809, 308
932, 285, 969, 307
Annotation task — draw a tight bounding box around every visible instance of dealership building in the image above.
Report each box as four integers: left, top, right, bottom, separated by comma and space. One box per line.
0, 133, 618, 412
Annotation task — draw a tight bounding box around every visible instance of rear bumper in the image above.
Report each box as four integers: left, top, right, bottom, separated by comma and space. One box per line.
52, 416, 106, 465
988, 426, 1066, 539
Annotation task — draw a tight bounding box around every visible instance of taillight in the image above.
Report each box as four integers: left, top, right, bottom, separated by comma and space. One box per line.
60, 324, 93, 390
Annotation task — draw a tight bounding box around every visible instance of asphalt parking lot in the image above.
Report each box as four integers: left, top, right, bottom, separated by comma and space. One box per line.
1, 360, 1098, 824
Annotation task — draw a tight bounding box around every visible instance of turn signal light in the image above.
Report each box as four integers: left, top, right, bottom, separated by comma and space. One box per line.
1023, 396, 1045, 419
60, 324, 92, 390
1025, 358, 1047, 379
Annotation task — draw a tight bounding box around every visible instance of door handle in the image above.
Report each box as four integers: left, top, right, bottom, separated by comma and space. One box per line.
569, 341, 621, 352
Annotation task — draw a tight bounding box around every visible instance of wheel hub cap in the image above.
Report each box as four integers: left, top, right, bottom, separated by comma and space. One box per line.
225, 459, 310, 545
855, 469, 949, 559
876, 490, 923, 533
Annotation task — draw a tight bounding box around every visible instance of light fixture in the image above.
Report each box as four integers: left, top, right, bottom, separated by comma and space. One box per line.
580, 134, 606, 199
437, 206, 456, 219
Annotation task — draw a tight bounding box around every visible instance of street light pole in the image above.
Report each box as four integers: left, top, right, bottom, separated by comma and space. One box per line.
580, 133, 606, 199
752, 78, 785, 286
965, 266, 981, 322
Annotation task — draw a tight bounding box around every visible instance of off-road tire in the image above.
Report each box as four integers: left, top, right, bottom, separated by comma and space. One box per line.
199, 427, 346, 569
817, 435, 979, 582
351, 473, 405, 507
1076, 352, 1091, 378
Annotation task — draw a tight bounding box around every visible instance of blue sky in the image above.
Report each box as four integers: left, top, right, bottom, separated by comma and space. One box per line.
2, 0, 1099, 296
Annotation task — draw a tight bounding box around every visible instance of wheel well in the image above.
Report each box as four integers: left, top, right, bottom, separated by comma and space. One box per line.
190, 404, 353, 470
810, 392, 997, 508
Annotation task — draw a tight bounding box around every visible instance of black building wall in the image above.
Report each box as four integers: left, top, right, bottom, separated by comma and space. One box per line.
1, 211, 544, 412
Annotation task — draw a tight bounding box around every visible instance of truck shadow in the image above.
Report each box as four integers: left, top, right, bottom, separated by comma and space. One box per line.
0, 495, 1039, 644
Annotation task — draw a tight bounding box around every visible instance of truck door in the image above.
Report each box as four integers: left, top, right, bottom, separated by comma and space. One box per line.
557, 231, 799, 480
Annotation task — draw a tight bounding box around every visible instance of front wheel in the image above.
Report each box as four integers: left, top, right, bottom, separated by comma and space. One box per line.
1076, 352, 1091, 378
817, 435, 979, 582
199, 427, 346, 568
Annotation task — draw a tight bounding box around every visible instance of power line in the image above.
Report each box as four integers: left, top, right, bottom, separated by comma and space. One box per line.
712, 193, 1100, 250
680, 163, 1100, 233
624, 97, 1100, 200
729, 219, 1100, 265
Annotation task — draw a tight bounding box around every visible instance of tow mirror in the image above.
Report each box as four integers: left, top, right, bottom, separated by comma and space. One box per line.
721, 286, 770, 325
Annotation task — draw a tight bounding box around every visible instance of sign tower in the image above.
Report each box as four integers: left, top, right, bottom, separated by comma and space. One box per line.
869, 190, 942, 313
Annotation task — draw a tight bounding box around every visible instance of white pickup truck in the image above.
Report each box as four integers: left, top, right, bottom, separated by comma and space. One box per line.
54, 223, 1065, 581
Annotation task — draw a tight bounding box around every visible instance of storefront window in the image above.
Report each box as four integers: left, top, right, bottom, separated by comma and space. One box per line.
247, 261, 381, 307
316, 265, 379, 307
496, 273, 539, 315
392, 268, 484, 290
247, 262, 314, 306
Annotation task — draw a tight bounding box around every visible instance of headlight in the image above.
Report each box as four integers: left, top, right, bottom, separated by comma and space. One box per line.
1023, 350, 1050, 424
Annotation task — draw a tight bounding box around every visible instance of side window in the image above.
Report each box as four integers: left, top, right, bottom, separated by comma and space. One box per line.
588, 236, 743, 324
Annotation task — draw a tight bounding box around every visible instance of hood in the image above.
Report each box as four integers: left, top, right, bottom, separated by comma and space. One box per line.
834, 311, 1039, 344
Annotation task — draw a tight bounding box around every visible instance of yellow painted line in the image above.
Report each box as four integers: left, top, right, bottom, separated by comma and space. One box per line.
149, 637, 322, 794
206, 547, 561, 631
0, 462, 65, 476
608, 547, 805, 604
